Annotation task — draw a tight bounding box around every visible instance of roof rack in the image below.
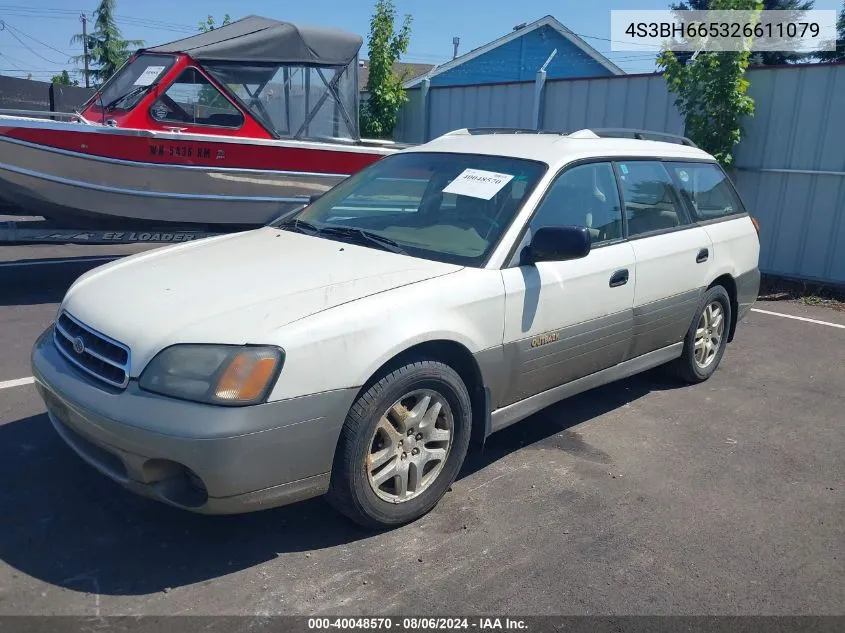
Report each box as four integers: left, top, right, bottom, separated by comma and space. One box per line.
439, 127, 565, 137
583, 128, 698, 147
434, 127, 698, 148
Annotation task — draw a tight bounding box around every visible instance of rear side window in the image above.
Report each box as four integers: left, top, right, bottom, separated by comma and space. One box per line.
667, 162, 745, 220
616, 161, 689, 237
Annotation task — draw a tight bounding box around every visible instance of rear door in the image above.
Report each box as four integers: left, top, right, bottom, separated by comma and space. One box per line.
615, 160, 715, 359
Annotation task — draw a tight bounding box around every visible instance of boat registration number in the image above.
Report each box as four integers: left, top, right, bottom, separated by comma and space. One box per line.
149, 143, 222, 160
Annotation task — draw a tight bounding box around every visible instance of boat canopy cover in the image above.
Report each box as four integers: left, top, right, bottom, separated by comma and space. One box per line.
143, 15, 362, 67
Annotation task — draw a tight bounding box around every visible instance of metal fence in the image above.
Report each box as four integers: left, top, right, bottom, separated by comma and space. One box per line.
395, 63, 845, 285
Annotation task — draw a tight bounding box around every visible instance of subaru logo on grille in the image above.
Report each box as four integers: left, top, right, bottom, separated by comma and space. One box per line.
72, 337, 86, 355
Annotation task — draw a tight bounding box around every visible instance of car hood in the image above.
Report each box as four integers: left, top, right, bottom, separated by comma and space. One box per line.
61, 227, 462, 375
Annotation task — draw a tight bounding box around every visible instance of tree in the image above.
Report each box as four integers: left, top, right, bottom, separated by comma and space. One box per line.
72, 0, 144, 85
816, 0, 844, 61
51, 70, 79, 86
198, 14, 232, 32
659, 0, 762, 167
360, 0, 412, 139
671, 0, 815, 65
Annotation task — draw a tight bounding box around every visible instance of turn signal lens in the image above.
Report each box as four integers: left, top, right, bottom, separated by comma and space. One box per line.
215, 350, 280, 402
751, 216, 761, 234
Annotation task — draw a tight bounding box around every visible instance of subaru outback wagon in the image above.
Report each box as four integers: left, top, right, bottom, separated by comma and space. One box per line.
32, 128, 760, 528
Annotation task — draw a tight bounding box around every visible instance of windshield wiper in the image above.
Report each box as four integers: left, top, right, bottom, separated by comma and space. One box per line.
277, 218, 320, 235
103, 83, 157, 111
317, 226, 408, 255
277, 219, 407, 254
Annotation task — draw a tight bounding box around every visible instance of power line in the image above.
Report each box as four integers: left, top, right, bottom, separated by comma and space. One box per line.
1, 23, 67, 64
1, 20, 72, 59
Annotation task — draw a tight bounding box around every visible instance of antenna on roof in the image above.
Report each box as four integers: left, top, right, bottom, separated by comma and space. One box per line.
452, 36, 460, 59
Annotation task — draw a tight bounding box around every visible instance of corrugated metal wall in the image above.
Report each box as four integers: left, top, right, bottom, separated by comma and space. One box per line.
394, 63, 845, 284
427, 82, 536, 138
732, 65, 845, 285
542, 73, 684, 134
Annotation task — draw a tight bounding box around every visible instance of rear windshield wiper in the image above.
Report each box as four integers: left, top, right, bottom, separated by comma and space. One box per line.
317, 226, 408, 255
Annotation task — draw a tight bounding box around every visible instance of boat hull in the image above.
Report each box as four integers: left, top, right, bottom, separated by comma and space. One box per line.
0, 120, 398, 228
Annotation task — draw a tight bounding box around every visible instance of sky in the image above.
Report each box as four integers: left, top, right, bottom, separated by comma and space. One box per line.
0, 0, 841, 83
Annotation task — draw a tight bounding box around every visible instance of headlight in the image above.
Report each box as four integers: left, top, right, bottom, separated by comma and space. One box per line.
139, 344, 284, 406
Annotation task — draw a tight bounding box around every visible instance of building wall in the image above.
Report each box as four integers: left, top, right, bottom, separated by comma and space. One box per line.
430, 25, 615, 87
394, 63, 845, 285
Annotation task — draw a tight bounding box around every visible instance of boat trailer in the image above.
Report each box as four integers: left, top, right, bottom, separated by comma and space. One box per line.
0, 219, 223, 245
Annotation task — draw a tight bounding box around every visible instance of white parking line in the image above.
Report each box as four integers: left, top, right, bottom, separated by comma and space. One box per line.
0, 256, 116, 268
751, 308, 845, 330
0, 376, 35, 390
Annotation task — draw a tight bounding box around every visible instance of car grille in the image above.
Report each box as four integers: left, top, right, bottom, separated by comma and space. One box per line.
53, 311, 131, 389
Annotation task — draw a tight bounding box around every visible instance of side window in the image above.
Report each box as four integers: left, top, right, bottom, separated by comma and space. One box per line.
667, 162, 745, 220
616, 161, 689, 237
529, 162, 623, 245
150, 68, 244, 128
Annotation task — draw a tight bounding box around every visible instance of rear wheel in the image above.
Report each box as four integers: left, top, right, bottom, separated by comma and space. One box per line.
327, 359, 471, 529
670, 285, 732, 384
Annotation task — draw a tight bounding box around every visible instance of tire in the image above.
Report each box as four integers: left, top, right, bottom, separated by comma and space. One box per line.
327, 359, 472, 529
670, 285, 732, 384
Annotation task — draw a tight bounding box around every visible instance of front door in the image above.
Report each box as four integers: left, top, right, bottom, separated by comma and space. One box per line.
500, 161, 636, 407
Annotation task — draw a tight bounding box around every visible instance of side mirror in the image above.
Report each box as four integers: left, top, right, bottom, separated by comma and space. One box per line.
523, 226, 591, 264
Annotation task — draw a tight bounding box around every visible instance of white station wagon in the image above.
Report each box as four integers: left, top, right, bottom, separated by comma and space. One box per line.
32, 128, 761, 528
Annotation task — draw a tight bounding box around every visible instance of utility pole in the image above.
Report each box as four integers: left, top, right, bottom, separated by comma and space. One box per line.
80, 12, 90, 88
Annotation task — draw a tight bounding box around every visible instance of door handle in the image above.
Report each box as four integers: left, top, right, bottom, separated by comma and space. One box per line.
609, 269, 629, 287
696, 248, 709, 263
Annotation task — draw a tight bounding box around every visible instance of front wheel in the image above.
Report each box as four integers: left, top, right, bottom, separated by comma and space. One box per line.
327, 359, 472, 529
670, 285, 732, 384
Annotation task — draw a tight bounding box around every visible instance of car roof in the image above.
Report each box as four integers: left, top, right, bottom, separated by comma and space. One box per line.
403, 129, 715, 169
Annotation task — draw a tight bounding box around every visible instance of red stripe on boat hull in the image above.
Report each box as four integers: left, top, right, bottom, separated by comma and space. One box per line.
3, 127, 387, 174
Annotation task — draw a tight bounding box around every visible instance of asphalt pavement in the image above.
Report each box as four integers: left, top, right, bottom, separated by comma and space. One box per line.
0, 248, 843, 616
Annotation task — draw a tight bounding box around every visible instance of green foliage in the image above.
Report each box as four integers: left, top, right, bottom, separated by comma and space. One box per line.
198, 14, 232, 33
51, 70, 79, 86
72, 0, 144, 85
671, 0, 815, 64
360, 0, 412, 139
659, 0, 761, 167
816, 0, 844, 61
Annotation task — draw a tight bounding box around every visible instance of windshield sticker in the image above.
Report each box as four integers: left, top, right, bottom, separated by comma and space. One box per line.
134, 66, 166, 86
442, 169, 515, 200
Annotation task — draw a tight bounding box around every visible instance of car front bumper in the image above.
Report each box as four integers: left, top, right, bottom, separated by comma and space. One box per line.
31, 326, 357, 514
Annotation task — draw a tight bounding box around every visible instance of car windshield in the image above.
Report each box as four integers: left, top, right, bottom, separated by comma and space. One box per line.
283, 152, 547, 266
86, 54, 176, 113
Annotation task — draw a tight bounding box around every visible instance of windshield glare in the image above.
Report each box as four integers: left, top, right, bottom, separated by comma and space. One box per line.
88, 54, 176, 112
290, 152, 547, 266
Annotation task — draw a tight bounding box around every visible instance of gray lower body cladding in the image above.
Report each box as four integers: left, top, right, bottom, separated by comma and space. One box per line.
31, 327, 357, 514
735, 267, 761, 322
486, 289, 702, 409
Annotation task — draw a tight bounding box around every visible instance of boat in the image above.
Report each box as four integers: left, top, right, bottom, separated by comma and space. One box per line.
0, 16, 404, 229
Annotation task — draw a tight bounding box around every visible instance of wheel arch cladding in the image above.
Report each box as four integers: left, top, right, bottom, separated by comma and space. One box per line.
355, 339, 490, 447
708, 274, 738, 342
